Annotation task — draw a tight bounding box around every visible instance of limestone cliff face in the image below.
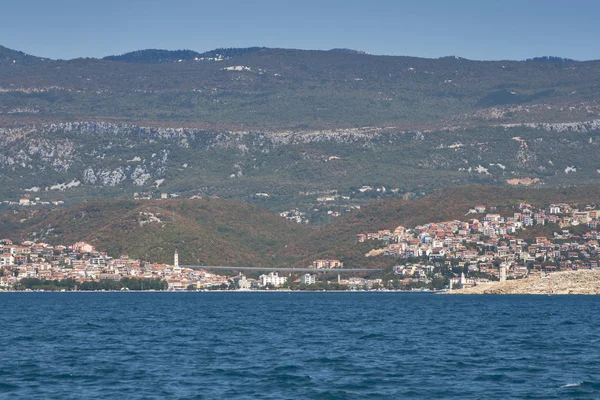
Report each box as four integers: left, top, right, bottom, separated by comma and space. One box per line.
449, 270, 600, 295
0, 119, 598, 199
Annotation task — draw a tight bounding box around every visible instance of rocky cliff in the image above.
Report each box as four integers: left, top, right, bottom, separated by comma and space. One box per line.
450, 270, 600, 295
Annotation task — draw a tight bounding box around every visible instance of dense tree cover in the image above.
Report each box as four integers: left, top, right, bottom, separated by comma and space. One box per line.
525, 56, 577, 63
2, 45, 599, 129
103, 49, 203, 63
195, 47, 266, 59
0, 198, 309, 267
101, 47, 267, 63
15, 277, 167, 291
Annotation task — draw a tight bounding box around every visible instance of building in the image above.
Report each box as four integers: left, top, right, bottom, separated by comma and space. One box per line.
0, 256, 14, 266
72, 242, 95, 253
300, 274, 316, 285
499, 264, 507, 282
259, 272, 287, 287
234, 274, 252, 290
311, 259, 343, 269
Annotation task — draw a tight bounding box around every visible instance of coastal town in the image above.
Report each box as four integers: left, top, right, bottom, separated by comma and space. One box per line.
1, 201, 599, 292
359, 202, 600, 289
0, 238, 378, 291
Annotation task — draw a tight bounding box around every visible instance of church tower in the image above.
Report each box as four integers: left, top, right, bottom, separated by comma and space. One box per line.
459, 272, 466, 288
174, 249, 179, 268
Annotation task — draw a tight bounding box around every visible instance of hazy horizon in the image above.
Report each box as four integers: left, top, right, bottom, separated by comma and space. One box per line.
1, 43, 593, 63
2, 0, 599, 61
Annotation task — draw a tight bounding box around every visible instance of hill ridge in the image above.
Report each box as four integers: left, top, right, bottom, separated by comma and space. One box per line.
1, 44, 596, 62
2, 185, 599, 269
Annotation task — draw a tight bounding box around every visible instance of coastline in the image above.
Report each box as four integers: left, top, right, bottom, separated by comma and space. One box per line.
447, 269, 600, 295
0, 289, 436, 294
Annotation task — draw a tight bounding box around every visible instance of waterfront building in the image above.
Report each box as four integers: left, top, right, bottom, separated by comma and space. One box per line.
300, 274, 316, 285
259, 272, 287, 287
234, 274, 252, 290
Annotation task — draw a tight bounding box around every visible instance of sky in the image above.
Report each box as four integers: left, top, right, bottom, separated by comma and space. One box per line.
2, 0, 599, 61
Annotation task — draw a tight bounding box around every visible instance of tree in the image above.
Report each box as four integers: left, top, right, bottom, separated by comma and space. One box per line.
431, 275, 448, 290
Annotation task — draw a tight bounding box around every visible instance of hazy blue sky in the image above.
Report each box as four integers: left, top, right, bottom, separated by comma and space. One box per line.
3, 0, 599, 60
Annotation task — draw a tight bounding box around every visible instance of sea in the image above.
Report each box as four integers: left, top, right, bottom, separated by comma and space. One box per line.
1, 292, 599, 399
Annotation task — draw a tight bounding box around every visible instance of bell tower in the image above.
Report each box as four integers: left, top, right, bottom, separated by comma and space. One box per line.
174, 249, 179, 268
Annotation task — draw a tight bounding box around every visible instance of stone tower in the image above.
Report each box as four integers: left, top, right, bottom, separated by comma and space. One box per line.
174, 249, 179, 268
499, 264, 507, 282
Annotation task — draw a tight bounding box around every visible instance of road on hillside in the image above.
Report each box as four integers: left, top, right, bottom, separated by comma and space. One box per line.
182, 266, 378, 273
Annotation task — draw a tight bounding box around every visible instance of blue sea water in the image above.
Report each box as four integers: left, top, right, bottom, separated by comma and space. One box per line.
1, 293, 600, 399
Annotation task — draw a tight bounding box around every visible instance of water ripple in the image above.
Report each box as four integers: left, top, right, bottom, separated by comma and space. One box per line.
1, 292, 600, 399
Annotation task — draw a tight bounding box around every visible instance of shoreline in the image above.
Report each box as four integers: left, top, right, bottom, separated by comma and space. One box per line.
0, 289, 435, 294
446, 269, 600, 295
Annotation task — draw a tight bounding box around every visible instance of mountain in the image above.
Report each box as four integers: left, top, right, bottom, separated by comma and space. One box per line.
1, 45, 600, 213
328, 48, 370, 55
525, 56, 578, 63
192, 47, 266, 59
102, 47, 267, 63
0, 45, 47, 65
103, 49, 204, 63
1, 119, 599, 215
1, 45, 600, 130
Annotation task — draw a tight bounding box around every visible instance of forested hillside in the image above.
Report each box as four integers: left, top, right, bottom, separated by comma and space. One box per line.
2, 186, 598, 269
2, 45, 599, 129
0, 198, 309, 267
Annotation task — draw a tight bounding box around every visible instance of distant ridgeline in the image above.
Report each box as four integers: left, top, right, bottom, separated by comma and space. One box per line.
0, 44, 598, 129
525, 56, 578, 63
102, 47, 267, 63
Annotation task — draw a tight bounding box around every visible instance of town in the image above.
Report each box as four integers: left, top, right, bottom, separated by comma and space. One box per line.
0, 239, 380, 291
358, 202, 600, 289
2, 201, 598, 292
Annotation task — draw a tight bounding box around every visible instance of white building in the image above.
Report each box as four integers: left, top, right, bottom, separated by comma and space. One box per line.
300, 274, 316, 285
260, 272, 287, 287
0, 256, 14, 266
311, 259, 343, 269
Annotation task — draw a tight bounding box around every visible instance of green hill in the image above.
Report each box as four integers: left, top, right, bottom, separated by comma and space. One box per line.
103, 49, 204, 63
0, 198, 309, 267
2, 45, 600, 129
2, 186, 598, 270
102, 47, 267, 63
